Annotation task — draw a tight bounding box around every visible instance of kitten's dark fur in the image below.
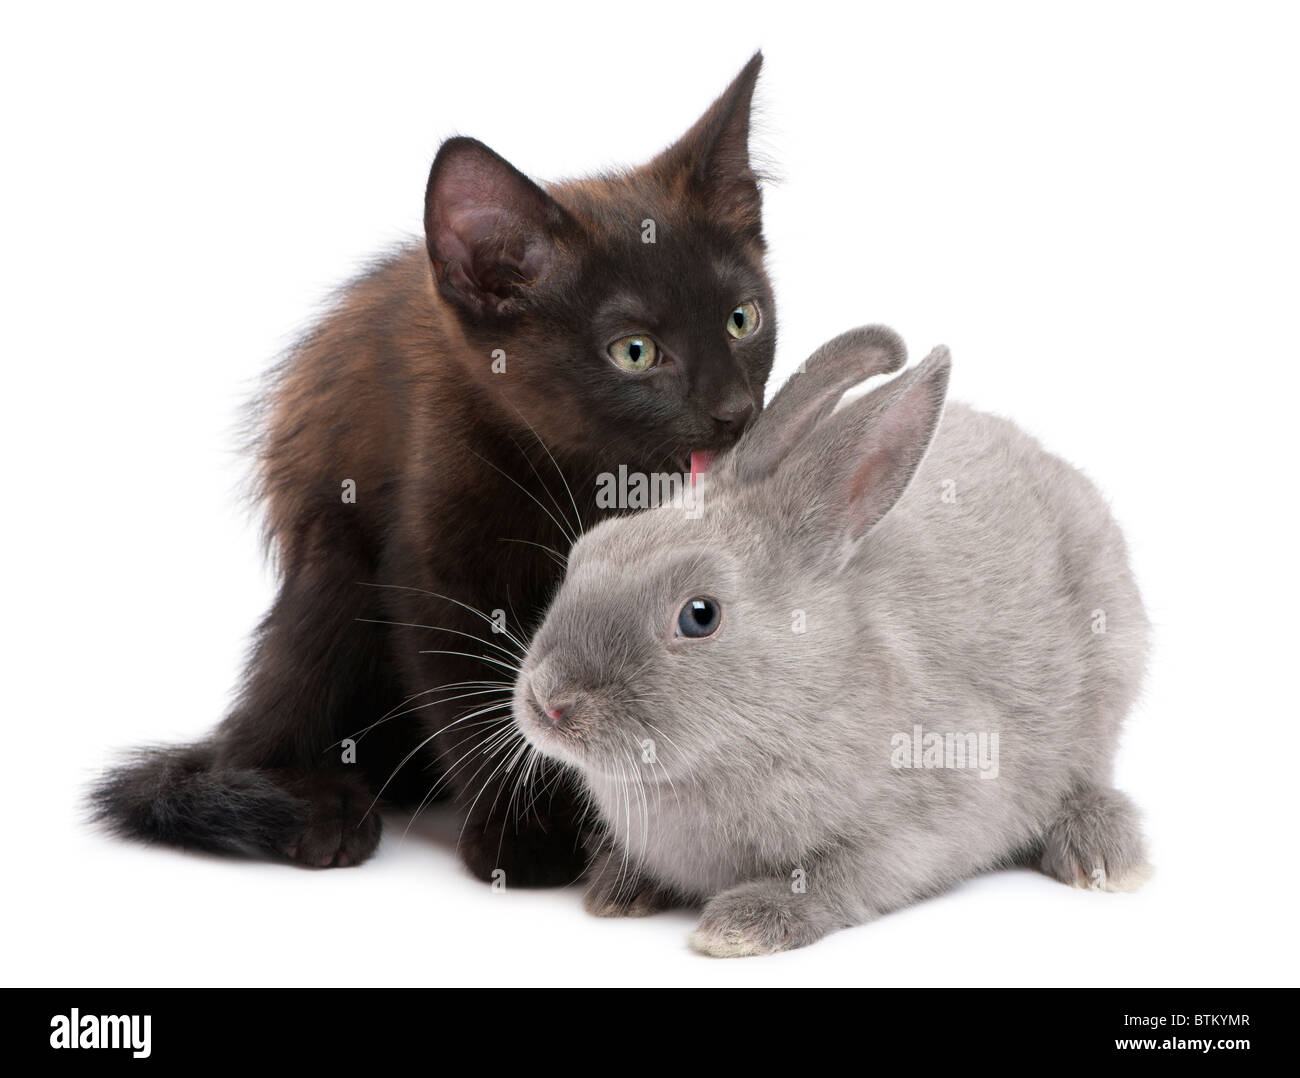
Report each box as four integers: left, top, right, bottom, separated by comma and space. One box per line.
91, 54, 776, 884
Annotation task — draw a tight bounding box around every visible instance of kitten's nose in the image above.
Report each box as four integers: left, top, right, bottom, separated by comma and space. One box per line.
712, 400, 755, 436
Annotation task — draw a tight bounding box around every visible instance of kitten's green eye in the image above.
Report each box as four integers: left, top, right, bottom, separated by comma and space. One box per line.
607, 334, 660, 372
726, 301, 760, 340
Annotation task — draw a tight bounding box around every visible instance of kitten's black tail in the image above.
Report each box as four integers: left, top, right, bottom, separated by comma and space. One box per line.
88, 742, 307, 857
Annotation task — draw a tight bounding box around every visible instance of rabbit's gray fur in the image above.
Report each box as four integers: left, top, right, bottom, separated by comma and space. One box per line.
513, 326, 1150, 956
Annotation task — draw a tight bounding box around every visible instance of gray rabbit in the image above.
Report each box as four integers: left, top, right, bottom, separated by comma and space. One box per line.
511, 326, 1150, 956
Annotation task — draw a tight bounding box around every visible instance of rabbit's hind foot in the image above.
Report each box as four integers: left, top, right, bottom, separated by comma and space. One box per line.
1039, 785, 1152, 893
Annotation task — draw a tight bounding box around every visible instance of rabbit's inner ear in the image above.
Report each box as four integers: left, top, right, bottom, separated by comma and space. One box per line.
726, 325, 906, 485
775, 347, 951, 545
840, 349, 951, 540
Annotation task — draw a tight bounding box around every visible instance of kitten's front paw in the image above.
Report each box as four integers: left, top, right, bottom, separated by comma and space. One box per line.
690, 881, 822, 958
279, 771, 381, 869
460, 815, 588, 887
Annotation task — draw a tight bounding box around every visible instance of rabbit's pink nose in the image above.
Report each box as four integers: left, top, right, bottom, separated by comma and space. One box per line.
531, 676, 575, 727
534, 686, 574, 726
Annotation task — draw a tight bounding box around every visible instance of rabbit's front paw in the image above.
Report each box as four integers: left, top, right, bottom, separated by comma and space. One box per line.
584, 879, 674, 918
690, 881, 826, 958
582, 849, 676, 917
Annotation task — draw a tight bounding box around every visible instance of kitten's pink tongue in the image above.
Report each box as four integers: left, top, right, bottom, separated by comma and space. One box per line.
690, 450, 717, 483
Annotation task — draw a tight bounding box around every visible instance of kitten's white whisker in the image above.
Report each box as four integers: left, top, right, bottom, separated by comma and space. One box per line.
507, 405, 585, 543
459, 443, 578, 548
498, 537, 568, 569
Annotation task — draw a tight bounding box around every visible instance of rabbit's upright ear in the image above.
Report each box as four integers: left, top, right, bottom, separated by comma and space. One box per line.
722, 325, 906, 485
773, 346, 951, 545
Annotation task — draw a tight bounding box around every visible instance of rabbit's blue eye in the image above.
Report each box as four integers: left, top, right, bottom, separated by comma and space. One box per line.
677, 597, 721, 638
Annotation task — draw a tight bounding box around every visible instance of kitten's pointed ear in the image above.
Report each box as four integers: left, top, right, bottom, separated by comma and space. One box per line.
424, 137, 576, 319
774, 347, 952, 546
649, 51, 765, 235
722, 325, 907, 485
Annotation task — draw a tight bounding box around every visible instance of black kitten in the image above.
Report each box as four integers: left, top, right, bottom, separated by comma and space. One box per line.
92, 54, 776, 884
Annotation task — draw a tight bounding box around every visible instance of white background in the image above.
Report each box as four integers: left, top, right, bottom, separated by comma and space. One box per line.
3, 1, 1297, 987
